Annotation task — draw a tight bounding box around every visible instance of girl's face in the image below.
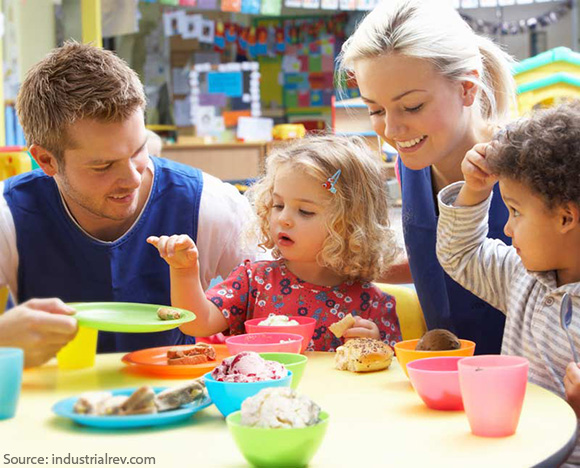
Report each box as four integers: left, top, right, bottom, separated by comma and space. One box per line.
269, 165, 331, 264
353, 53, 475, 170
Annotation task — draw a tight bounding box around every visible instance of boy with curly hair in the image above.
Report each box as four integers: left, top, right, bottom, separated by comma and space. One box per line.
436, 101, 580, 464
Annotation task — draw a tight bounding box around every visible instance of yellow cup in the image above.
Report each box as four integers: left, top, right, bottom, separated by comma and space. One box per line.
56, 326, 98, 370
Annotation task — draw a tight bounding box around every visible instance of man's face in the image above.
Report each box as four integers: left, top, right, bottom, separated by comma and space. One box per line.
55, 109, 150, 230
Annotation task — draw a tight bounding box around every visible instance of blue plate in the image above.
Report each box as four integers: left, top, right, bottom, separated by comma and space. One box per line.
52, 387, 212, 429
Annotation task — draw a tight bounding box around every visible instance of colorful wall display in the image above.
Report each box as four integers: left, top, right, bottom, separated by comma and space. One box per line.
189, 62, 261, 136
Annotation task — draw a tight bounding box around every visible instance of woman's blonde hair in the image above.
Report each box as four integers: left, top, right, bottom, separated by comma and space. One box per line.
338, 0, 516, 124
247, 135, 399, 282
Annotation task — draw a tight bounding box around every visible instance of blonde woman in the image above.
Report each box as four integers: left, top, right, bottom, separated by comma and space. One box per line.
338, 0, 516, 354
149, 135, 402, 351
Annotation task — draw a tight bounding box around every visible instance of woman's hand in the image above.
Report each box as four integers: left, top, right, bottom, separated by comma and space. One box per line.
342, 316, 381, 341
147, 235, 199, 270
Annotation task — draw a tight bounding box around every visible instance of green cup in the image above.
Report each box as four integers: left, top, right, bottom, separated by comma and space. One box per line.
259, 352, 308, 389
226, 410, 329, 468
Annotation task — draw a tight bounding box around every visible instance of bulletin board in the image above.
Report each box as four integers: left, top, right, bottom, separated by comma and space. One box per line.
189, 62, 261, 136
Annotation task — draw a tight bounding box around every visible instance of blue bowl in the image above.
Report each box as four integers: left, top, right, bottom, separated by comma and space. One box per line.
203, 371, 293, 417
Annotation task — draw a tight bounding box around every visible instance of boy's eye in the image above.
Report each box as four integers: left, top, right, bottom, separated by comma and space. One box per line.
404, 104, 423, 113
369, 109, 384, 117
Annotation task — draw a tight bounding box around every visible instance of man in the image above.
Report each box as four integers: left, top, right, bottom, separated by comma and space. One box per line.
2, 41, 255, 364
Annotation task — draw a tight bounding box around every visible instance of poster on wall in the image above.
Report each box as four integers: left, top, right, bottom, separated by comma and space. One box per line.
190, 62, 262, 136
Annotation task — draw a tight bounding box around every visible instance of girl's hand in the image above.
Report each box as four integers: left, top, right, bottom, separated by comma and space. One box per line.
342, 316, 381, 341
461, 143, 498, 195
147, 235, 199, 270
564, 362, 580, 418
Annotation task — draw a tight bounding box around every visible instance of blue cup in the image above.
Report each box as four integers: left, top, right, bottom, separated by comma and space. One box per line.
0, 348, 24, 420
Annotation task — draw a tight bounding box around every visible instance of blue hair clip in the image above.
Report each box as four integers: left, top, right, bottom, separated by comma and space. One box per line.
322, 169, 341, 194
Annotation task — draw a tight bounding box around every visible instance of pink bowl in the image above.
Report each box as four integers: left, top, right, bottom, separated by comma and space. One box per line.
225, 333, 303, 355
245, 316, 316, 353
407, 356, 464, 411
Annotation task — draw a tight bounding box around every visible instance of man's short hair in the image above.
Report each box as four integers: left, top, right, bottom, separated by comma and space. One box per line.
16, 41, 146, 160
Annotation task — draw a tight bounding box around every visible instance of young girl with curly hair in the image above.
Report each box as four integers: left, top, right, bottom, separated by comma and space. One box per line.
148, 135, 402, 351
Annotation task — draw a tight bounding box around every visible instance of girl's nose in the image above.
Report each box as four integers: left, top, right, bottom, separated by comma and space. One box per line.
503, 221, 513, 238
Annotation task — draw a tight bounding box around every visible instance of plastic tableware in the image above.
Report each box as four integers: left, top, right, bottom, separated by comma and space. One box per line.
57, 326, 99, 370
121, 344, 231, 377
458, 355, 529, 437
70, 302, 195, 333
204, 371, 293, 417
52, 387, 212, 429
394, 338, 476, 378
0, 348, 23, 420
225, 333, 303, 355
407, 356, 464, 411
226, 410, 329, 468
245, 316, 316, 353
259, 352, 308, 389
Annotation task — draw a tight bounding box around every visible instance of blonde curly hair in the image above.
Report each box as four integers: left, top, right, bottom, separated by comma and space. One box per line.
247, 135, 399, 282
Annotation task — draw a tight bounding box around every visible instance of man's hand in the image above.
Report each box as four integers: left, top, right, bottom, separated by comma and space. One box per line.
564, 361, 580, 418
0, 298, 78, 368
342, 316, 381, 341
147, 235, 199, 270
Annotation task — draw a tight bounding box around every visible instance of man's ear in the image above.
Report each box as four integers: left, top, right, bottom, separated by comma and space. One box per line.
29, 145, 60, 177
461, 70, 480, 107
560, 202, 580, 234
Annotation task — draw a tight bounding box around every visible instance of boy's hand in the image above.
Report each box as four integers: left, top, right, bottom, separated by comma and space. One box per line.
342, 316, 381, 341
564, 361, 580, 418
456, 143, 499, 206
147, 235, 199, 270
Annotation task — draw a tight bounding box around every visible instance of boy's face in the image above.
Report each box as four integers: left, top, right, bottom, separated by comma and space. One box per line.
500, 178, 564, 272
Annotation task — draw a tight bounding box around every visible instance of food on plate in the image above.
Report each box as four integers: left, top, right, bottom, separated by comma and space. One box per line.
119, 385, 157, 415
415, 329, 461, 351
328, 313, 355, 338
211, 351, 287, 383
157, 306, 181, 320
335, 338, 394, 373
241, 387, 321, 429
167, 343, 216, 365
72, 378, 207, 416
73, 391, 114, 415
155, 379, 206, 412
258, 314, 299, 326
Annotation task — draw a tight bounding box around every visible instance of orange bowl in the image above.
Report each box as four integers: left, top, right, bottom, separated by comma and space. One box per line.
394, 338, 476, 378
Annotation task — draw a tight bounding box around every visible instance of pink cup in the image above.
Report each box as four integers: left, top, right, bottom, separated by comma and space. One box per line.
458, 355, 529, 437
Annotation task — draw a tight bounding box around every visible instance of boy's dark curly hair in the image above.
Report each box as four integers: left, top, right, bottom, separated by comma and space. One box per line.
486, 100, 580, 210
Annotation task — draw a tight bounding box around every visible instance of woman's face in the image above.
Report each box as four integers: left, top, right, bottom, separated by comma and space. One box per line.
353, 53, 475, 170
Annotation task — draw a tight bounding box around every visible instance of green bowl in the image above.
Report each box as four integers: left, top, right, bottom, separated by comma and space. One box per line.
226, 410, 329, 468
259, 352, 308, 389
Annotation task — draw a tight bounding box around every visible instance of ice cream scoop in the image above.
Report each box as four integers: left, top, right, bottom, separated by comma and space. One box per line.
211, 351, 288, 383
415, 329, 461, 351
241, 387, 320, 429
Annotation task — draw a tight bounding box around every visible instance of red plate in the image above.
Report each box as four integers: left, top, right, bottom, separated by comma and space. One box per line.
121, 344, 230, 377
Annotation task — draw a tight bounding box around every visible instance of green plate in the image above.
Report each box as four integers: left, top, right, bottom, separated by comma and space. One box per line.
70, 302, 196, 333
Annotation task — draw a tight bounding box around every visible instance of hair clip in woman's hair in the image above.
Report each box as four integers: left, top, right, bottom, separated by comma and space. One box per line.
322, 169, 341, 194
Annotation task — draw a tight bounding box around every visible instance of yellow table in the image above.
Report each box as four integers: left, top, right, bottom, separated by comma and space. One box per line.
1, 353, 577, 467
